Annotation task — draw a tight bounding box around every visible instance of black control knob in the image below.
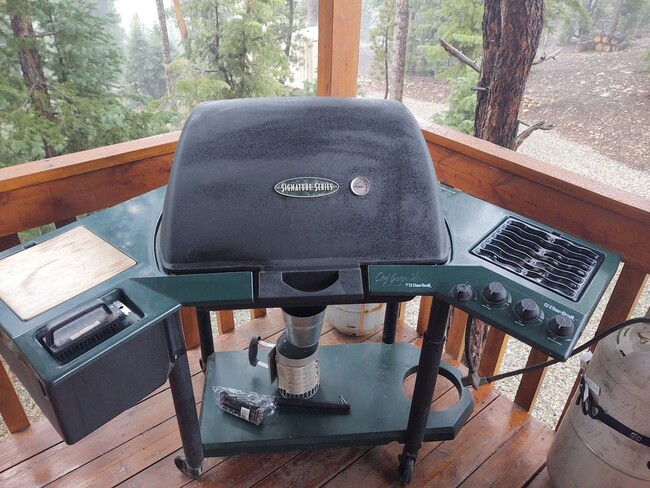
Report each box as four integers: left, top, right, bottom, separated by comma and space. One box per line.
482, 282, 508, 305
514, 298, 540, 321
547, 315, 575, 338
451, 283, 473, 301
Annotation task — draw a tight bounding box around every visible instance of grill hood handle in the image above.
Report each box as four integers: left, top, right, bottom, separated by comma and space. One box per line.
258, 268, 364, 302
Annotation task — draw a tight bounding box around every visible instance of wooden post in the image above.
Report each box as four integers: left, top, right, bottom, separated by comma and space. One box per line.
398, 302, 407, 322
250, 309, 267, 320
217, 311, 235, 334
0, 234, 20, 251
53, 218, 77, 228
0, 359, 30, 433
179, 307, 200, 350
479, 328, 509, 377
0, 232, 31, 433
592, 265, 648, 338
416, 296, 433, 335
514, 348, 549, 412
445, 308, 469, 362
317, 0, 362, 97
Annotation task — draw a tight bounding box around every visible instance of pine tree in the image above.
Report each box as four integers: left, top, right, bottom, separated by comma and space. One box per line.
126, 15, 149, 97
146, 26, 169, 100
417, 0, 483, 74
406, 0, 442, 75
369, 0, 395, 98
432, 0, 581, 134
0, 0, 173, 167
155, 0, 174, 94
92, 0, 125, 43
474, 0, 544, 148
389, 0, 410, 101
125, 15, 167, 100
171, 0, 290, 107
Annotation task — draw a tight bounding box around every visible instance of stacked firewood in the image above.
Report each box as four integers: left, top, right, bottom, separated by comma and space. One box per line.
577, 34, 628, 53
593, 34, 625, 52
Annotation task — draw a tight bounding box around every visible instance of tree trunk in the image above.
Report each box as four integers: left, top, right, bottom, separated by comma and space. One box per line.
388, 0, 409, 101
172, 0, 191, 57
305, 0, 318, 27
9, 1, 58, 158
607, 0, 624, 37
155, 0, 173, 94
285, 0, 295, 57
383, 25, 390, 99
470, 0, 543, 367
475, 0, 544, 149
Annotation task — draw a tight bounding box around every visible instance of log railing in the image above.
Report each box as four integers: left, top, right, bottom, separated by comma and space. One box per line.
0, 126, 647, 436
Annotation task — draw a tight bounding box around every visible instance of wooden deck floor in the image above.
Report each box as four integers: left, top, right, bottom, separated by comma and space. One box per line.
0, 310, 554, 487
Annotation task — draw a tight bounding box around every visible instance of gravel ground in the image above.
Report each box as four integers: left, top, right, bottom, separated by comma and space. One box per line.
1, 94, 647, 441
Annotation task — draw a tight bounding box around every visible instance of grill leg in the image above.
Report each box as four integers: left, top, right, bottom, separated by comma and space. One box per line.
196, 309, 214, 372
382, 302, 400, 344
169, 339, 204, 479
398, 298, 450, 484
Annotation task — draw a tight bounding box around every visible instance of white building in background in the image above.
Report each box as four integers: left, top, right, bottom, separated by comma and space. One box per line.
288, 26, 318, 90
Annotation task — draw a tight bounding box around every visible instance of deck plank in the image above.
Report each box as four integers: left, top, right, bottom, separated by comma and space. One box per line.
459, 417, 552, 488
407, 397, 531, 486
252, 447, 371, 488
258, 381, 462, 488
0, 419, 60, 473
526, 467, 554, 488
0, 314, 553, 488
188, 452, 300, 487
0, 372, 204, 487
322, 385, 501, 488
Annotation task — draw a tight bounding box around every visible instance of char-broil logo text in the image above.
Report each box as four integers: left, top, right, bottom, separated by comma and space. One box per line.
274, 177, 339, 198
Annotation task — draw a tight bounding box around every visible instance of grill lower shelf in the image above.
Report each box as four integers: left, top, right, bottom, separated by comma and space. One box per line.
199, 343, 473, 456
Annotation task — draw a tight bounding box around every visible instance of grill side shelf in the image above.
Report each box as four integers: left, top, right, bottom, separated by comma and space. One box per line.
471, 217, 605, 302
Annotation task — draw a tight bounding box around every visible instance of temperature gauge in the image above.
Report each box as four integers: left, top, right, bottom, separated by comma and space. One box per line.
350, 176, 370, 196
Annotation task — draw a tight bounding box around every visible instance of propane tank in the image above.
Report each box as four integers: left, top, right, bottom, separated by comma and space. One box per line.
326, 303, 385, 336
547, 321, 650, 487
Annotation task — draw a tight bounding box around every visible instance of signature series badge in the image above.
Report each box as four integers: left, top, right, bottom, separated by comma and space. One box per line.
274, 177, 339, 198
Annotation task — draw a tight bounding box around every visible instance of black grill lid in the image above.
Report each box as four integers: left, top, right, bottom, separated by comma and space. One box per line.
158, 97, 449, 274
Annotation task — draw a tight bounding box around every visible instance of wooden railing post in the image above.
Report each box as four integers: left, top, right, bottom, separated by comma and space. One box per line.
179, 307, 200, 350
317, 0, 362, 97
592, 264, 648, 337
0, 234, 20, 251
54, 218, 77, 229
416, 296, 433, 335
217, 311, 235, 335
250, 309, 267, 320
513, 349, 550, 412
445, 308, 469, 362
0, 360, 29, 433
0, 233, 31, 433
478, 328, 509, 377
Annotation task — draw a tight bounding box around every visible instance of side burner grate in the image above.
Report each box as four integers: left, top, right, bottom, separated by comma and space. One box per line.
472, 218, 605, 301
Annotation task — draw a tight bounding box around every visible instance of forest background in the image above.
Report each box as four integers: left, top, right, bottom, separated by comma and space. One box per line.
1, 0, 649, 169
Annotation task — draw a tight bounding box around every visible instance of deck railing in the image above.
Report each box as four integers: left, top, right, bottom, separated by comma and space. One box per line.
1, 125, 647, 436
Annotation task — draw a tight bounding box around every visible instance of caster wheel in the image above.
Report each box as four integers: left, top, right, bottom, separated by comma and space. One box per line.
398, 455, 415, 485
174, 453, 202, 479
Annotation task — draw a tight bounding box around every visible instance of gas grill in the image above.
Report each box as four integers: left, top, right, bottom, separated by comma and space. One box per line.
0, 98, 619, 484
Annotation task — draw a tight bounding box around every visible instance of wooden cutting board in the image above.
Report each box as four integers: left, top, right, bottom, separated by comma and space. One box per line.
0, 226, 136, 321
